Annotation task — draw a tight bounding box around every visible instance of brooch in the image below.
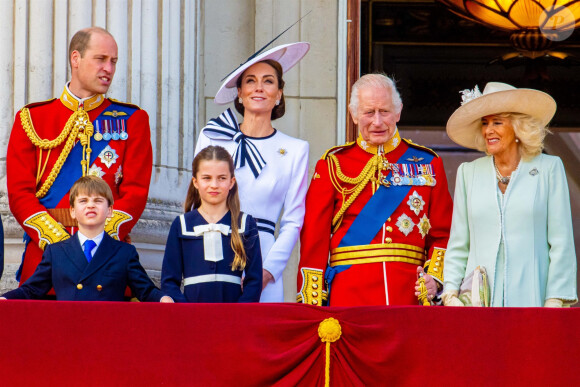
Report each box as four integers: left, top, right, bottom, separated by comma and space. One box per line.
529, 168, 539, 176
278, 148, 287, 156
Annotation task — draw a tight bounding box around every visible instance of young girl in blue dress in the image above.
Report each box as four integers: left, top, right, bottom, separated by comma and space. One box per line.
161, 146, 262, 302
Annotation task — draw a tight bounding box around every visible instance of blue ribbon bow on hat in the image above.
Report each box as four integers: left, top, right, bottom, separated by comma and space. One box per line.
201, 108, 267, 178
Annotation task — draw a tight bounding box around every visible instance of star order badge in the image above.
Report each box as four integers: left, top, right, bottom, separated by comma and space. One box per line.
88, 165, 105, 178
418, 214, 431, 239
98, 145, 119, 168
115, 166, 124, 185
407, 191, 425, 216
396, 214, 415, 236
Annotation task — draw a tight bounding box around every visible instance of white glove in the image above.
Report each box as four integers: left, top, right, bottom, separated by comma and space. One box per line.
442, 290, 464, 306
544, 298, 563, 308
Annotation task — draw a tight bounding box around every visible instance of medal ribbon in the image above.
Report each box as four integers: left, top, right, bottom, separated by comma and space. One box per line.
338, 148, 434, 248
201, 108, 267, 178
39, 103, 136, 208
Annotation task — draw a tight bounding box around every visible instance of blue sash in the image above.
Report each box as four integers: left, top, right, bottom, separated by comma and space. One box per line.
338, 147, 434, 248
39, 103, 136, 208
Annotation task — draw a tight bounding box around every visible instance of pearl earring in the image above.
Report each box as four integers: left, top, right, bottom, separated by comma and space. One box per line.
275, 100, 280, 106
238, 97, 243, 104
515, 138, 520, 143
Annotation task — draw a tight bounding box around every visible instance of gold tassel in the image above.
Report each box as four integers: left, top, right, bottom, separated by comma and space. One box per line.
318, 318, 342, 387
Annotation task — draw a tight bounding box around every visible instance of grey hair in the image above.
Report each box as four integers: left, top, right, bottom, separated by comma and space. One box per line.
474, 112, 549, 161
348, 73, 403, 117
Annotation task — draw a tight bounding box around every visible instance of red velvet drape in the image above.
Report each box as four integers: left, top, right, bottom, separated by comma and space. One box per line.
1, 301, 578, 386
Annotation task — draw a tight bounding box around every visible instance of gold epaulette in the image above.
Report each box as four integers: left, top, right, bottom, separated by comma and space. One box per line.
321, 141, 356, 160
298, 268, 327, 306
108, 98, 142, 110
104, 210, 133, 240
424, 247, 445, 283
23, 98, 57, 110
23, 211, 70, 250
402, 138, 439, 158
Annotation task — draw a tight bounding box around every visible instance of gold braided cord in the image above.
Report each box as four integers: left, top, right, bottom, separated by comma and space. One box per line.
32, 109, 93, 198
20, 108, 76, 149
328, 154, 381, 231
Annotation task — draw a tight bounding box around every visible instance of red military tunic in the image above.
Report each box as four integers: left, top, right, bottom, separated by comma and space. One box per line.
297, 131, 453, 306
7, 86, 153, 286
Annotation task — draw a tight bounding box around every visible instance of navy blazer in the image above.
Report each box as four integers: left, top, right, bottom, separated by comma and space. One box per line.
3, 232, 163, 302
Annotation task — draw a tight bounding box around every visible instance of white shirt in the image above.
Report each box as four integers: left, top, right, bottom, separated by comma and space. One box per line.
77, 230, 105, 258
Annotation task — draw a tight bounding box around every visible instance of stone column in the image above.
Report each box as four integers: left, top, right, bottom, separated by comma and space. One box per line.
0, 0, 198, 290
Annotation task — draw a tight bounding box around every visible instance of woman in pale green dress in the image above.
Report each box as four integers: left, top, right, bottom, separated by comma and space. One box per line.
442, 82, 577, 307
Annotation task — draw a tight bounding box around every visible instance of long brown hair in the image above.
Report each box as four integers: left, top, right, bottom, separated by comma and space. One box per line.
184, 146, 247, 271
234, 59, 286, 120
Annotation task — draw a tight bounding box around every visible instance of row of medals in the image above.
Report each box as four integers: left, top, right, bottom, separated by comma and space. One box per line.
93, 121, 129, 141
378, 159, 436, 187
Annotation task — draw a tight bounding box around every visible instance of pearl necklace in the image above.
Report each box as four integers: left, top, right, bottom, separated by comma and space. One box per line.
493, 158, 513, 185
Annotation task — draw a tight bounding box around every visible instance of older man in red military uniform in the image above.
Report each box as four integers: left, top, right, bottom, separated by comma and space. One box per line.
298, 74, 453, 306
7, 27, 152, 287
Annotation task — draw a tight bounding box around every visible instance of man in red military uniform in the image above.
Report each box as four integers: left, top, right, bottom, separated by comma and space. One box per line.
298, 74, 453, 306
7, 27, 152, 287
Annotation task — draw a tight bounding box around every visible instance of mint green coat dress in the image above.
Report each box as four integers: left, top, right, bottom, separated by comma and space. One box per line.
444, 154, 577, 307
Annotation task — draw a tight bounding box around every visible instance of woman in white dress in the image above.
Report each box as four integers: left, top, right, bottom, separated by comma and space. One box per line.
195, 43, 310, 302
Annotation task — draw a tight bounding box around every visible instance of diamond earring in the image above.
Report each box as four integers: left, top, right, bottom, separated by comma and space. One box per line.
238, 97, 243, 104
275, 100, 280, 106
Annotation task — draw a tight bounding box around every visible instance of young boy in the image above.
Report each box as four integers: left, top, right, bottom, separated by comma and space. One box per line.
1, 176, 172, 302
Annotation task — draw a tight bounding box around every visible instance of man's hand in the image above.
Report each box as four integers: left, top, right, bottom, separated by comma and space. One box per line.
160, 296, 174, 303
414, 266, 437, 301
262, 269, 274, 290
0, 297, 7, 300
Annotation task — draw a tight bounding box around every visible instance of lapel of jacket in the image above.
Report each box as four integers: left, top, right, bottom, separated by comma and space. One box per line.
79, 233, 121, 281
64, 233, 90, 273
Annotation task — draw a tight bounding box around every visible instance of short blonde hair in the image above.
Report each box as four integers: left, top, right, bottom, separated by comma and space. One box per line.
69, 176, 114, 207
474, 112, 549, 161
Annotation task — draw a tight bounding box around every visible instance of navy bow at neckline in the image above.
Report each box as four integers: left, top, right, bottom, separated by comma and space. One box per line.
201, 108, 267, 178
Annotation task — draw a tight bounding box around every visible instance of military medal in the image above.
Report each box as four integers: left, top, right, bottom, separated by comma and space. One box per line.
407, 191, 425, 215
112, 121, 120, 140
93, 120, 103, 141
396, 214, 415, 236
390, 164, 403, 185
115, 166, 124, 185
418, 214, 431, 238
88, 165, 105, 178
98, 145, 119, 168
119, 120, 129, 140
102, 121, 112, 141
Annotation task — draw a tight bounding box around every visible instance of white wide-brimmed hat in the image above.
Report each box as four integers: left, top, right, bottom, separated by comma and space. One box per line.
214, 42, 310, 105
446, 82, 556, 150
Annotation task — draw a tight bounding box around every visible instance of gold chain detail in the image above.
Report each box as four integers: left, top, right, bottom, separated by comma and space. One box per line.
329, 153, 384, 231
20, 108, 75, 149
31, 109, 94, 198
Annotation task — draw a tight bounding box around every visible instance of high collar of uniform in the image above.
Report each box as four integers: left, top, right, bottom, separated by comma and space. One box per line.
60, 84, 105, 112
356, 129, 401, 155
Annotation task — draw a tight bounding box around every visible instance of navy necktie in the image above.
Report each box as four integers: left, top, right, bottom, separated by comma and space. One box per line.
83, 240, 97, 263
201, 108, 267, 178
